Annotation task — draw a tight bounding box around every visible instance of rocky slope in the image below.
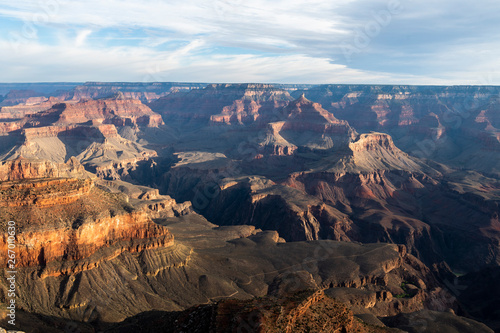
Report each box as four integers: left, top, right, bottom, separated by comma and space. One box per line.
107, 289, 494, 333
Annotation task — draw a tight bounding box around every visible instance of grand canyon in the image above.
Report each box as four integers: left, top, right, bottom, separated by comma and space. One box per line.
0, 82, 499, 332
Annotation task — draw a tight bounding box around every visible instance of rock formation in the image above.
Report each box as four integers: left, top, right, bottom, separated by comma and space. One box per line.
0, 82, 498, 332
25, 97, 164, 128
298, 85, 500, 175
149, 83, 293, 125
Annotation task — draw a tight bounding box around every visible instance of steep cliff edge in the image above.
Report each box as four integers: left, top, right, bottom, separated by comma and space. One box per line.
0, 168, 173, 273
0, 156, 90, 181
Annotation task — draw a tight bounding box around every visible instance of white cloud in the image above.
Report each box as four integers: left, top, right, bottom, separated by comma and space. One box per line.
75, 29, 92, 47
0, 37, 452, 84
0, 0, 498, 83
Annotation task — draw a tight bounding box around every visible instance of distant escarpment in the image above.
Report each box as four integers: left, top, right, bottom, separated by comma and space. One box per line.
0, 89, 46, 107
149, 83, 293, 125
0, 96, 63, 119
61, 82, 206, 102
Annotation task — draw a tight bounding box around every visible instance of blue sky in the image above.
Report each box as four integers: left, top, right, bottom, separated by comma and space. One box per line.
0, 0, 499, 84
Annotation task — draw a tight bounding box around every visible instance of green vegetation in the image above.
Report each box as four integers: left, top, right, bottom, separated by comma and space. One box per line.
394, 281, 411, 298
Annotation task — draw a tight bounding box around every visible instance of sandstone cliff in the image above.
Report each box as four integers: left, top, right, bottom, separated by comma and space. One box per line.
0, 156, 90, 181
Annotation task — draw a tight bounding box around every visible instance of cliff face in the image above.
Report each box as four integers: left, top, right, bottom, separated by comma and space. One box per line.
0, 120, 23, 134
54, 98, 164, 127
0, 90, 45, 107
150, 83, 293, 125
0, 158, 172, 270
0, 169, 173, 274
0, 178, 93, 207
0, 157, 89, 181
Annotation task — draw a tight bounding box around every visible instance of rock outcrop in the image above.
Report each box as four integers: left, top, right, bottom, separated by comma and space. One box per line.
0, 159, 172, 273
107, 290, 397, 333
0, 157, 90, 181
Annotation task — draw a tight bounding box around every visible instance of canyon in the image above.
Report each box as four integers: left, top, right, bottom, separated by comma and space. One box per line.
0, 82, 498, 332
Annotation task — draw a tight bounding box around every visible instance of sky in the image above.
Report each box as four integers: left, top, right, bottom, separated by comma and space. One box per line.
0, 0, 499, 84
